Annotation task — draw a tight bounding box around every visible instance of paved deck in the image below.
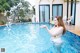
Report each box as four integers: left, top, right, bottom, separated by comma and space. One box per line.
65, 24, 80, 36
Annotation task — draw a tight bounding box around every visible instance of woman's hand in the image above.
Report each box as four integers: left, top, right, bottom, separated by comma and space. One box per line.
40, 25, 50, 34
40, 25, 47, 28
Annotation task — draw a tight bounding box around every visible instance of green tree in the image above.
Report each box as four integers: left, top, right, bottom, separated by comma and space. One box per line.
0, 0, 10, 12
18, 9, 25, 19
0, 0, 20, 13
21, 0, 31, 13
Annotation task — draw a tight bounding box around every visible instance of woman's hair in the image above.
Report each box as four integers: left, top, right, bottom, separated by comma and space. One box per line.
56, 16, 66, 34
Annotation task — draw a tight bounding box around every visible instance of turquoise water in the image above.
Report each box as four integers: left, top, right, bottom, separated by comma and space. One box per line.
0, 23, 80, 53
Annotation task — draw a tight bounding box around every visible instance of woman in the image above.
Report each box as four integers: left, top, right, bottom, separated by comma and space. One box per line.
40, 16, 66, 52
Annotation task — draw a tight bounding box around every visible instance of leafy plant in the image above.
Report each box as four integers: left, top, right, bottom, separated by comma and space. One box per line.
32, 6, 35, 15
0, 0, 10, 12
19, 18, 32, 22
0, 20, 6, 25
6, 11, 10, 16
0, 0, 20, 13
18, 9, 25, 18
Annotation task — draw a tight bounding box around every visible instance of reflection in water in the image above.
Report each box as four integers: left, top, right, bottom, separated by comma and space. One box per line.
27, 25, 38, 42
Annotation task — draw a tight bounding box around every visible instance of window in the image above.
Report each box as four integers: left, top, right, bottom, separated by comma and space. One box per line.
39, 5, 50, 22
52, 4, 63, 20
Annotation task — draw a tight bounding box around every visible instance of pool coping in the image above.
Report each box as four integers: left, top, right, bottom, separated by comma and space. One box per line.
0, 22, 51, 26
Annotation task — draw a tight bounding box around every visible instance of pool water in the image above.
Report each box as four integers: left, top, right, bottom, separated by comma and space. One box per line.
0, 23, 80, 53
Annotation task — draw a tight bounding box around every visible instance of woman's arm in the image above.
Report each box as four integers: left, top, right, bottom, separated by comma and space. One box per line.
40, 25, 63, 36
40, 25, 52, 34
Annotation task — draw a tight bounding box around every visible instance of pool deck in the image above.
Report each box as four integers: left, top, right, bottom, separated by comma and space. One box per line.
65, 24, 80, 36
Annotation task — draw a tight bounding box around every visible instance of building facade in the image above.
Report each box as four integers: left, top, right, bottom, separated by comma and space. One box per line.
35, 0, 80, 29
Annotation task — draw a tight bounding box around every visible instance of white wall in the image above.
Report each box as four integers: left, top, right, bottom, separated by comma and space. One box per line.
35, 1, 39, 22
75, 2, 80, 29
52, 0, 63, 4
40, 0, 50, 4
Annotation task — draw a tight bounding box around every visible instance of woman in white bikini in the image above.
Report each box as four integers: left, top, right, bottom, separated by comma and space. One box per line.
40, 16, 66, 53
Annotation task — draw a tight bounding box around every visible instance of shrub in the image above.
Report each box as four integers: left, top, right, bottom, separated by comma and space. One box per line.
19, 18, 32, 22
0, 20, 6, 25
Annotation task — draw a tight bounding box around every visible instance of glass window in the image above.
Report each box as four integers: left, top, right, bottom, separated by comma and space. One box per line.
39, 5, 50, 22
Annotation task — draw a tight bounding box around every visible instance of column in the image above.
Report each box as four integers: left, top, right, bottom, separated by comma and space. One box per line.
49, 0, 53, 21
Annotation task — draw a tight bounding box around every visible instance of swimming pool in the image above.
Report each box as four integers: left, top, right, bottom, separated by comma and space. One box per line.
0, 23, 80, 53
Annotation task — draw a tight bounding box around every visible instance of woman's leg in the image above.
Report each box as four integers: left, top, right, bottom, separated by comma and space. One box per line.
54, 43, 63, 53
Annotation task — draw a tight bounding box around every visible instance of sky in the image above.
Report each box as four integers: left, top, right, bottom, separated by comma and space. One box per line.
24, 0, 35, 6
